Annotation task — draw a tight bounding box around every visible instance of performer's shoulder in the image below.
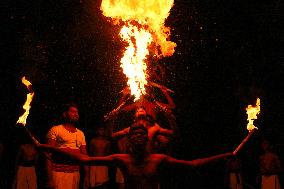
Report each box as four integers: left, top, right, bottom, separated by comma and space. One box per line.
75, 128, 85, 135
51, 124, 63, 129
48, 124, 63, 132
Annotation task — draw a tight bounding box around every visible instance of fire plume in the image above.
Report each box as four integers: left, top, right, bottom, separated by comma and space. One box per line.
120, 24, 152, 100
16, 77, 34, 126
101, 0, 176, 99
246, 98, 260, 131
101, 0, 176, 56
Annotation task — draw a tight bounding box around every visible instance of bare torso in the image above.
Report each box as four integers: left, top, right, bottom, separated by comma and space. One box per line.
260, 151, 282, 175
90, 138, 110, 157
112, 154, 166, 189
20, 144, 37, 161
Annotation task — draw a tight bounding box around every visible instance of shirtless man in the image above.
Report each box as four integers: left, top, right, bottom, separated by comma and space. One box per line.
36, 121, 233, 189
89, 126, 111, 189
110, 106, 175, 153
105, 84, 177, 153
258, 138, 282, 189
13, 136, 38, 189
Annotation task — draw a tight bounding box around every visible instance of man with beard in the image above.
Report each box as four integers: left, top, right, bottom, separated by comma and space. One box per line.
39, 121, 233, 189
46, 103, 89, 189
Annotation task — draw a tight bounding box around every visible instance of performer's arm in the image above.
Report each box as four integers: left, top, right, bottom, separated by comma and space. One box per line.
46, 138, 56, 188
156, 124, 174, 136
39, 144, 116, 166
153, 98, 178, 136
153, 85, 175, 112
117, 86, 131, 105
163, 152, 233, 168
167, 113, 178, 133
112, 127, 130, 139
106, 119, 129, 140
121, 103, 136, 112
104, 87, 131, 122
160, 86, 176, 110
80, 145, 90, 189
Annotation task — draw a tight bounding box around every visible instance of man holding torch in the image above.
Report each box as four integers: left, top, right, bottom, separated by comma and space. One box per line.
45, 103, 89, 189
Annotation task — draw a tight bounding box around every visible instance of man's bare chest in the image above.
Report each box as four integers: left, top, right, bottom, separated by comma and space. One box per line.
126, 160, 160, 178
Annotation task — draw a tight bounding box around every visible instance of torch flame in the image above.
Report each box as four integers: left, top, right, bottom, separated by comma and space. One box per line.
246, 98, 260, 131
16, 77, 34, 126
101, 0, 176, 100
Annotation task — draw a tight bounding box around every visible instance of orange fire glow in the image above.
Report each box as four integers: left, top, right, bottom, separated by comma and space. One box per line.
101, 0, 176, 100
246, 98, 260, 131
16, 77, 34, 126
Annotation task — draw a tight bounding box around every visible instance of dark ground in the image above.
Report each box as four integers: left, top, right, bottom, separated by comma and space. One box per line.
1, 0, 283, 188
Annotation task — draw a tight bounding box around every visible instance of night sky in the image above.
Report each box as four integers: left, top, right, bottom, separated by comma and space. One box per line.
1, 0, 283, 188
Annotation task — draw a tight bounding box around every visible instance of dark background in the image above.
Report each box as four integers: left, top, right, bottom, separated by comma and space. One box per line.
1, 0, 283, 188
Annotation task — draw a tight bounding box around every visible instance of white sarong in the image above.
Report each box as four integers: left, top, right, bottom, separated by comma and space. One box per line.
262, 175, 281, 189
15, 166, 37, 189
90, 166, 109, 187
229, 173, 243, 189
53, 171, 80, 189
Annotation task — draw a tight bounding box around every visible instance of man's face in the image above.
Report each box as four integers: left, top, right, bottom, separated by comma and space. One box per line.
261, 140, 270, 151
66, 106, 79, 123
97, 127, 105, 136
135, 107, 147, 118
129, 127, 148, 146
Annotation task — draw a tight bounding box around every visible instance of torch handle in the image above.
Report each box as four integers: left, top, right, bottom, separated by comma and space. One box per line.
148, 82, 174, 93
23, 126, 40, 146
233, 129, 257, 156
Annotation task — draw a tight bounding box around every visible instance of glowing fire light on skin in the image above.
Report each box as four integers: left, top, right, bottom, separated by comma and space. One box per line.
246, 98, 261, 131
16, 77, 34, 126
101, 0, 176, 100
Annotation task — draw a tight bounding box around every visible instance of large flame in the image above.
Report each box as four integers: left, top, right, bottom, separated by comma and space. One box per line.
120, 24, 152, 100
16, 77, 34, 126
246, 98, 260, 131
101, 0, 176, 99
101, 0, 176, 57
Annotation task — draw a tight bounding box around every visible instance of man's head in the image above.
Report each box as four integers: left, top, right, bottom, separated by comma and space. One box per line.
62, 103, 79, 124
135, 106, 147, 118
260, 138, 272, 151
128, 121, 149, 147
96, 126, 107, 137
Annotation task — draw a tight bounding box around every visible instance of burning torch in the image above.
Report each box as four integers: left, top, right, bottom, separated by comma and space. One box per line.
233, 98, 260, 155
16, 77, 39, 145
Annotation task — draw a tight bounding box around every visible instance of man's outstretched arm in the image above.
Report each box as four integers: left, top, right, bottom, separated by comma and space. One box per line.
163, 152, 233, 168
38, 144, 116, 166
